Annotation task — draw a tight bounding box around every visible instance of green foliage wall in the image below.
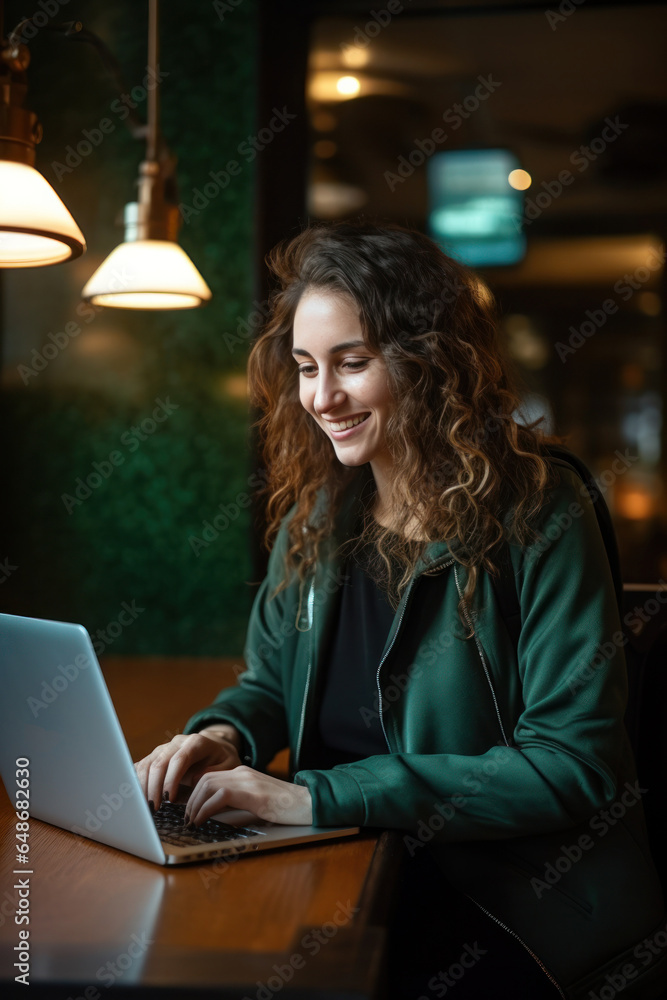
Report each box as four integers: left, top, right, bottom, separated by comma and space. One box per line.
1, 0, 259, 653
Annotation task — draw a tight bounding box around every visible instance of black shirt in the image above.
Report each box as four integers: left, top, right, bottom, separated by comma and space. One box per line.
316, 554, 396, 767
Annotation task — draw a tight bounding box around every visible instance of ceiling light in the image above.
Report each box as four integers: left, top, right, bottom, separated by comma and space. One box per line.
341, 46, 369, 69
508, 168, 532, 191
336, 75, 361, 97
0, 26, 85, 267
81, 0, 211, 309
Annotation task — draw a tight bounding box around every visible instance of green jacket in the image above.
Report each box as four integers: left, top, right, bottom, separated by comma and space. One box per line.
186, 465, 666, 1000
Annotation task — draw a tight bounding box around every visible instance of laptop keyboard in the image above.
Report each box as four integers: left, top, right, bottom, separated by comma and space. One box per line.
153, 800, 264, 847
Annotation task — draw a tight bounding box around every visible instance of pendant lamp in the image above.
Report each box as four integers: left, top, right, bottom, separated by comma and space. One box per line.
0, 25, 86, 267
81, 0, 211, 310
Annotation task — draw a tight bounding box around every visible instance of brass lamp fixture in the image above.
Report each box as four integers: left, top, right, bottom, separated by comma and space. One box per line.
0, 11, 86, 267
81, 0, 211, 309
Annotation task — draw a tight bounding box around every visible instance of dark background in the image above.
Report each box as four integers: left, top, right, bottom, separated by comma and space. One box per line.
1, 0, 261, 653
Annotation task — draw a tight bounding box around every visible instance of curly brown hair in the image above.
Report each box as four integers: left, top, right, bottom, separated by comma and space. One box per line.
248, 221, 557, 623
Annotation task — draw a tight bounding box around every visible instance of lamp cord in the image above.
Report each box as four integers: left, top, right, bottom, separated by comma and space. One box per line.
5, 16, 152, 146
146, 0, 159, 163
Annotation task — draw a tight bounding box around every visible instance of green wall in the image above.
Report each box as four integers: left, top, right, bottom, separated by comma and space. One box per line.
1, 0, 259, 653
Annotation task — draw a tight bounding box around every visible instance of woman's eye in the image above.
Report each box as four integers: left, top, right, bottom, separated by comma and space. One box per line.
297, 359, 369, 376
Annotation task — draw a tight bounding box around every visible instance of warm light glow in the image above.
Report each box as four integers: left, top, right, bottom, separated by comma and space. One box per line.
336, 75, 361, 96
81, 240, 212, 309
491, 236, 665, 288
312, 110, 337, 132
0, 160, 86, 266
508, 168, 532, 191
308, 181, 368, 218
221, 374, 248, 400
309, 72, 407, 103
620, 363, 644, 391
637, 291, 662, 316
313, 139, 337, 159
615, 488, 654, 521
341, 45, 369, 69
504, 314, 550, 370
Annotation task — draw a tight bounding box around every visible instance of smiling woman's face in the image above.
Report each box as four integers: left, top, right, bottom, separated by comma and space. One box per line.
292, 289, 394, 481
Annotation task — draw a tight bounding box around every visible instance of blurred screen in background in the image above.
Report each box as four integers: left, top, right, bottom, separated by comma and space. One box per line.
428, 148, 526, 267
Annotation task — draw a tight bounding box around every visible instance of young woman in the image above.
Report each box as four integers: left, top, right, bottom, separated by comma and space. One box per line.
136, 223, 666, 1000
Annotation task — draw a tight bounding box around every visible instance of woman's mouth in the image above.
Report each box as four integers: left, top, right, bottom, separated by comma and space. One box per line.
327, 413, 370, 438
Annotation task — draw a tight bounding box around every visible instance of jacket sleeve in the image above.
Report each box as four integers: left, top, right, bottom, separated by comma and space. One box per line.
183, 519, 293, 771
293, 469, 632, 841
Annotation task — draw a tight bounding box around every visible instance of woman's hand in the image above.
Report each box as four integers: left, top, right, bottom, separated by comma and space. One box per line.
184, 767, 313, 827
134, 729, 243, 809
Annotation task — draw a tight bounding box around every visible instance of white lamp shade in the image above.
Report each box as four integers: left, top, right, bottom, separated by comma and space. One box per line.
0, 160, 86, 267
81, 239, 212, 309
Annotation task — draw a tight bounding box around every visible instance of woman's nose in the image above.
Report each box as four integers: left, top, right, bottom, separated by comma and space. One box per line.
314, 374, 345, 414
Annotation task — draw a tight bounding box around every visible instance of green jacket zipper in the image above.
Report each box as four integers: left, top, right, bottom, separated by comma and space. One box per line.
376, 555, 455, 751
295, 552, 456, 765
453, 564, 511, 748
451, 570, 564, 995
292, 550, 605, 998
468, 895, 566, 998
294, 579, 315, 771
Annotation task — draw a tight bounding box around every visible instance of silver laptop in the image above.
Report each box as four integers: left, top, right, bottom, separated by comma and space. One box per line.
0, 612, 359, 865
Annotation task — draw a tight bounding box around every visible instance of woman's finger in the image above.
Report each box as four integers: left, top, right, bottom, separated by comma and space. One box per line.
184, 767, 313, 827
145, 742, 182, 809
161, 735, 234, 802
135, 741, 176, 802
136, 734, 205, 808
185, 772, 241, 826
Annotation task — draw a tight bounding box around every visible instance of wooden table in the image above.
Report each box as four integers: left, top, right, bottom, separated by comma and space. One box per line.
0, 658, 403, 999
